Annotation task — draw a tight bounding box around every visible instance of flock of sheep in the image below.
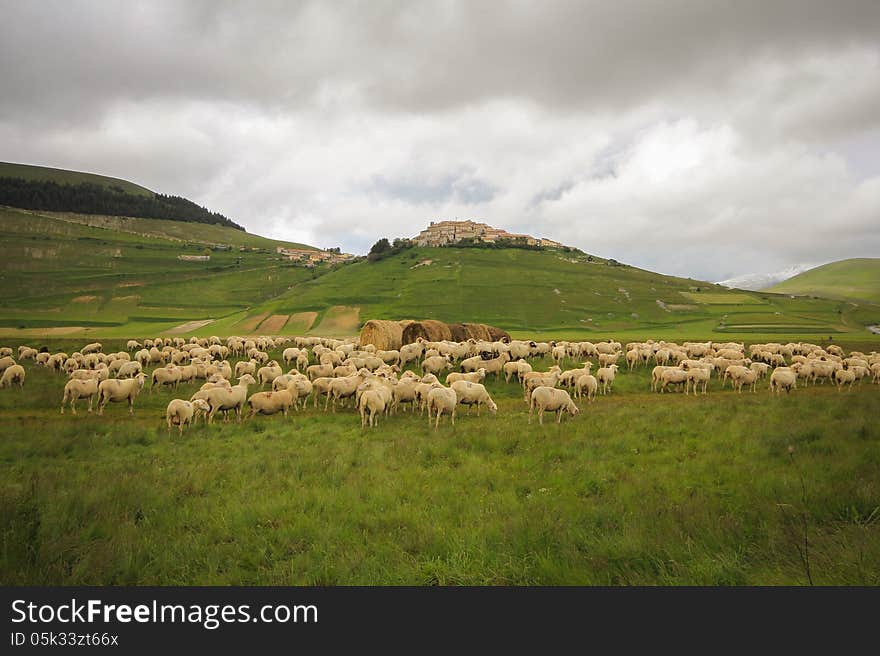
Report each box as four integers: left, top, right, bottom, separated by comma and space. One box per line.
1, 335, 878, 433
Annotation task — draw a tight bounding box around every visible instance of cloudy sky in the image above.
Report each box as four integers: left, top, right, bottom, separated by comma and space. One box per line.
2, 1, 879, 281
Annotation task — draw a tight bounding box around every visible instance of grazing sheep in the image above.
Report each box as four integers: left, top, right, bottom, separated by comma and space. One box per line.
574, 374, 598, 401
503, 359, 533, 383
165, 398, 210, 433
445, 368, 486, 385
422, 355, 453, 376
325, 373, 367, 411
659, 368, 689, 393
295, 351, 310, 372
202, 374, 257, 423
18, 347, 37, 361
0, 364, 26, 389
595, 364, 619, 395
559, 363, 593, 389
598, 352, 620, 367
247, 389, 295, 417
685, 367, 710, 395
257, 361, 284, 387
359, 389, 387, 428
426, 386, 457, 429
528, 386, 579, 425
834, 368, 856, 391
151, 365, 182, 392
0, 356, 16, 375
97, 373, 147, 415
732, 368, 758, 393
769, 367, 797, 395
285, 376, 312, 409
307, 363, 334, 381
391, 378, 418, 414
60, 378, 100, 414
235, 360, 258, 378
522, 366, 562, 401
450, 380, 497, 416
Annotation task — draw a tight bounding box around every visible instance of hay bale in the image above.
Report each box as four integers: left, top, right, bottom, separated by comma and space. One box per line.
463, 323, 493, 341
402, 319, 452, 344
447, 323, 470, 342
486, 324, 511, 342
359, 320, 403, 351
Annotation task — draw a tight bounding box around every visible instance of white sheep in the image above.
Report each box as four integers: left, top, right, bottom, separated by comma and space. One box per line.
247, 389, 295, 417
426, 386, 457, 429
97, 373, 147, 415
769, 367, 797, 395
165, 398, 211, 433
595, 364, 619, 394
528, 386, 579, 425
574, 374, 598, 401
450, 380, 497, 416
202, 374, 257, 423
0, 364, 26, 389
359, 389, 387, 428
445, 368, 486, 385
60, 378, 100, 414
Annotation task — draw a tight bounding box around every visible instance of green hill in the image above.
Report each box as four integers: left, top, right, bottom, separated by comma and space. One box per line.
766, 258, 880, 304
0, 161, 153, 196
1, 203, 878, 341
0, 206, 326, 337
240, 245, 879, 341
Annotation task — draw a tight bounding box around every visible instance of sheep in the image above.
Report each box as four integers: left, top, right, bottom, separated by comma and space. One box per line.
97, 373, 147, 415
595, 364, 619, 395
257, 361, 284, 387
282, 347, 300, 366
151, 365, 182, 392
359, 389, 387, 428
598, 352, 620, 367
559, 363, 593, 389
18, 347, 37, 361
0, 356, 16, 375
769, 367, 797, 395
247, 389, 295, 417
659, 368, 688, 393
625, 349, 641, 370
60, 378, 100, 414
503, 359, 532, 383
164, 398, 210, 433
685, 367, 710, 395
325, 373, 367, 411
522, 366, 562, 401
311, 377, 335, 408
202, 374, 257, 423
528, 386, 579, 425
834, 368, 856, 391
650, 366, 671, 392
0, 364, 26, 389
422, 355, 453, 376
235, 360, 258, 378
732, 368, 758, 393
450, 380, 497, 416
285, 376, 312, 409
0, 347, 12, 358
574, 374, 598, 401
445, 368, 486, 385
426, 385, 458, 429
749, 362, 771, 379
81, 342, 103, 354
307, 363, 334, 381
391, 378, 418, 414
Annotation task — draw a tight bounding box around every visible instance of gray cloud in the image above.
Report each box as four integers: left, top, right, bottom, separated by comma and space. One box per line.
1, 0, 879, 280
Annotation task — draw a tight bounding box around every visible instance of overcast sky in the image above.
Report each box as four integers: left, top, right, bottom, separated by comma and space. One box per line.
2, 1, 879, 281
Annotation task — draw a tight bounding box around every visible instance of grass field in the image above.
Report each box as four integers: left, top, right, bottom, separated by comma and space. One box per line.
766, 258, 880, 304
0, 338, 878, 585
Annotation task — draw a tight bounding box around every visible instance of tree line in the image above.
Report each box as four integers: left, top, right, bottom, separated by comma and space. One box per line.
0, 176, 245, 230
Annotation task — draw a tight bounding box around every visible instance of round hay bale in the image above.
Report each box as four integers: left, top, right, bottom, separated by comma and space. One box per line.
447, 323, 469, 342
402, 320, 452, 344
463, 323, 493, 341
486, 324, 511, 342
359, 320, 403, 351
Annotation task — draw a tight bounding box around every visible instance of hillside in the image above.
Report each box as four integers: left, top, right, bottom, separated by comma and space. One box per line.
765, 258, 880, 304
0, 206, 329, 337
1, 206, 877, 340
237, 246, 879, 341
0, 162, 153, 196
0, 161, 243, 230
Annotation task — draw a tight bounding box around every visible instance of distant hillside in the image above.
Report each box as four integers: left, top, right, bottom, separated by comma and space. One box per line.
717, 264, 815, 291
0, 162, 153, 196
0, 161, 243, 230
0, 206, 330, 337
765, 258, 880, 304
237, 246, 875, 340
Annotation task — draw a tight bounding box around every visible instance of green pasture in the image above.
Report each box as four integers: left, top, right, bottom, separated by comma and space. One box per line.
0, 338, 877, 585
767, 258, 880, 304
